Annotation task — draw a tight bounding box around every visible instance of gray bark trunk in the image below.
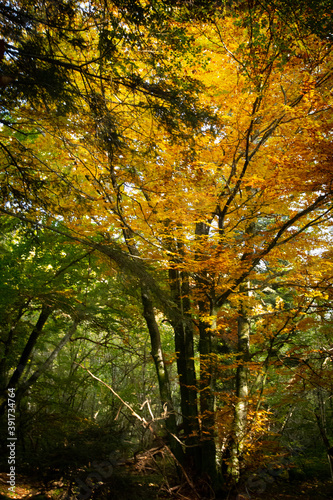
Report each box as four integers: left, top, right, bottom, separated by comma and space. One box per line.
16, 314, 81, 400
141, 289, 183, 462
228, 294, 250, 482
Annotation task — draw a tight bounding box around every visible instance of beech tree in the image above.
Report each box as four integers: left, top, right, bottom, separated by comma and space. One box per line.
1, 0, 333, 493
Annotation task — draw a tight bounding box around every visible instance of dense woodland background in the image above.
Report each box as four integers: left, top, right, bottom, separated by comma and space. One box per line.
0, 1, 333, 499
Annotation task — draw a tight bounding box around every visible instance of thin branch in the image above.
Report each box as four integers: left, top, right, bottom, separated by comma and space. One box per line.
77, 363, 147, 424
77, 364, 198, 493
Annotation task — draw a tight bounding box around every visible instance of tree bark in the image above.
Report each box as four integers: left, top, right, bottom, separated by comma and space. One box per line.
169, 267, 201, 469
228, 294, 250, 483
6, 304, 52, 390
141, 289, 183, 461
0, 301, 30, 391
314, 390, 333, 481
0, 304, 52, 415
15, 313, 81, 402
198, 305, 219, 487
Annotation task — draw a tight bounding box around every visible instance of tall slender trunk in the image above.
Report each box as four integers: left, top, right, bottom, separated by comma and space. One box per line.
15, 313, 81, 403
194, 222, 219, 481
228, 294, 250, 482
315, 389, 333, 481
227, 216, 255, 482
198, 303, 219, 486
169, 267, 201, 468
0, 304, 52, 415
0, 302, 30, 392
6, 304, 52, 389
141, 289, 183, 461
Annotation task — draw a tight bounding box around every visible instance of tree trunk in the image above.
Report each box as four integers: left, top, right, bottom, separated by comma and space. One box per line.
169, 267, 201, 468
0, 304, 52, 415
121, 216, 183, 459
6, 304, 52, 390
141, 289, 183, 461
314, 389, 333, 481
228, 296, 250, 483
0, 301, 30, 392
198, 304, 219, 487
15, 313, 81, 402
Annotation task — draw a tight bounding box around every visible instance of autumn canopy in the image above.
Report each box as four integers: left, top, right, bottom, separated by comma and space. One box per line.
0, 0, 333, 497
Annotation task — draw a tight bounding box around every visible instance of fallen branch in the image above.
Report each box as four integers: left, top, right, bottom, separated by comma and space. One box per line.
76, 363, 148, 426
77, 364, 199, 497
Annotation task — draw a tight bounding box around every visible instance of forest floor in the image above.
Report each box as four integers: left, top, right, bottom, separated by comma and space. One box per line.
1, 472, 333, 500
1, 460, 333, 500
242, 479, 333, 499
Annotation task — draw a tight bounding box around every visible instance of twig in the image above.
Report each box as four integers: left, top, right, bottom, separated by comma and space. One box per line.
140, 399, 155, 421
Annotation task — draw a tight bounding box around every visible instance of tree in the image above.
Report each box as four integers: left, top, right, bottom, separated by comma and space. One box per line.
1, 0, 333, 494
